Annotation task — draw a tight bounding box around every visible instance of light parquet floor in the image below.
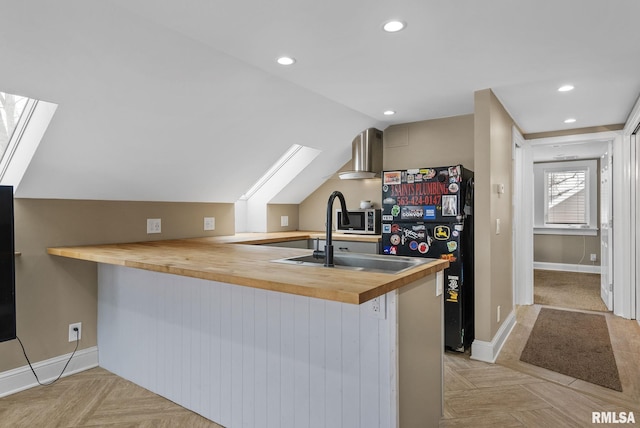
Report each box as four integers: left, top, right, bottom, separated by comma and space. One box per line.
0, 367, 223, 427
441, 304, 640, 427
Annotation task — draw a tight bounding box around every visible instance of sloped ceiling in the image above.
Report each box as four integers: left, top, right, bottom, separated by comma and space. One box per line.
1, 1, 639, 203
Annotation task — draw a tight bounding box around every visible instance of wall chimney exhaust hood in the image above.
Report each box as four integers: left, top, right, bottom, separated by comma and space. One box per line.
339, 128, 383, 180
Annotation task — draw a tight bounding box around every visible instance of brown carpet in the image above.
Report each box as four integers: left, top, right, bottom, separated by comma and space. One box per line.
520, 307, 622, 391
534, 269, 608, 312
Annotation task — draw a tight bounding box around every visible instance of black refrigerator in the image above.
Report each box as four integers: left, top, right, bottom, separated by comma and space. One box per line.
381, 165, 474, 351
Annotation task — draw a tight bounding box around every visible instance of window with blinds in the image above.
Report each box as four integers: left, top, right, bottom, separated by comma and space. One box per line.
533, 159, 597, 235
545, 169, 587, 224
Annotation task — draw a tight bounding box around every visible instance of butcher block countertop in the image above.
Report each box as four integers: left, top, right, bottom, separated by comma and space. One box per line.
47, 232, 448, 305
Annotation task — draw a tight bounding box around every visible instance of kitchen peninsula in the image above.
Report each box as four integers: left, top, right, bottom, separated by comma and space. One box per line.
48, 232, 448, 428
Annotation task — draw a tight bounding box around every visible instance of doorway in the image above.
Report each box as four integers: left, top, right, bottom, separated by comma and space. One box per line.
513, 130, 618, 313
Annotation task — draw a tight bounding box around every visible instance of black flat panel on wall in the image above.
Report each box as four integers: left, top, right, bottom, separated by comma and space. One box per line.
0, 186, 16, 342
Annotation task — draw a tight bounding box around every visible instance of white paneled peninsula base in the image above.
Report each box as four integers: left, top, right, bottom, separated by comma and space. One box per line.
50, 234, 447, 428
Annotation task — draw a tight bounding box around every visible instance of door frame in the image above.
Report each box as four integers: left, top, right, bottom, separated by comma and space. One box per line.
600, 142, 613, 310
622, 97, 640, 322
512, 127, 533, 305
513, 130, 627, 314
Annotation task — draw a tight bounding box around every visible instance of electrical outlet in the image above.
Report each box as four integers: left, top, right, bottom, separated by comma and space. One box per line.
204, 217, 215, 231
369, 295, 386, 319
147, 218, 161, 234
281, 215, 289, 227
69, 322, 82, 342
590, 253, 597, 262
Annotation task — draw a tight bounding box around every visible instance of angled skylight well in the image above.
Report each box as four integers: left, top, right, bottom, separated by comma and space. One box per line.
236, 144, 321, 232
0, 92, 34, 175
0, 90, 57, 189
239, 144, 321, 201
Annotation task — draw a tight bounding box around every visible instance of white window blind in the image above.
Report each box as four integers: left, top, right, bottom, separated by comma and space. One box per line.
533, 159, 597, 235
545, 169, 587, 224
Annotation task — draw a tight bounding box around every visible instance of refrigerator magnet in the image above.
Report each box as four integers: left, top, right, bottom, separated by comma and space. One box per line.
423, 205, 436, 220
434, 225, 450, 240
383, 172, 401, 185
442, 195, 458, 216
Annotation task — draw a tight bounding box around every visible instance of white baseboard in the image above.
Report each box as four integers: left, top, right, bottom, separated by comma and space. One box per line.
534, 261, 601, 274
0, 346, 98, 398
470, 310, 516, 363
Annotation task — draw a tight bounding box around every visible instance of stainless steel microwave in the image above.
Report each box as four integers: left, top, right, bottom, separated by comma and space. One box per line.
335, 209, 381, 234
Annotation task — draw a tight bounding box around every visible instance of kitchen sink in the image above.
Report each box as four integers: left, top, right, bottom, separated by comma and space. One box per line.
271, 252, 435, 274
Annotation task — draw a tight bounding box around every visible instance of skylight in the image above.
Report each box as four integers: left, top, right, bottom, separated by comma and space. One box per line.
0, 91, 32, 168
0, 90, 57, 189
239, 144, 320, 201
236, 144, 321, 232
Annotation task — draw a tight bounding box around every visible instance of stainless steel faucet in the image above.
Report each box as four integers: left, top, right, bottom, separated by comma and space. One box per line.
313, 191, 350, 267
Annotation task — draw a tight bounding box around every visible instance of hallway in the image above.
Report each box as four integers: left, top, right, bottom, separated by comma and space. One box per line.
533, 269, 607, 313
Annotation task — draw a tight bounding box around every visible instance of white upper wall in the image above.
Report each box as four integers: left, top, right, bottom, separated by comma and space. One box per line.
2, 1, 639, 203
0, 2, 378, 202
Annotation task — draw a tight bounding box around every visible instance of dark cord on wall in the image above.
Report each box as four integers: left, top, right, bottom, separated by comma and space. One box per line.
16, 329, 79, 386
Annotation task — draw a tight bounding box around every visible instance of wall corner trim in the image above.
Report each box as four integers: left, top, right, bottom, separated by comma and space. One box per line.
0, 346, 98, 398
469, 310, 516, 363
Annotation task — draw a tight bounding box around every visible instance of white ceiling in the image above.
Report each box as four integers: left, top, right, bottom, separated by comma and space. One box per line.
531, 140, 610, 163
1, 0, 639, 203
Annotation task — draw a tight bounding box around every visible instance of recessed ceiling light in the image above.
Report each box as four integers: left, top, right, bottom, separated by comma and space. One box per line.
276, 56, 296, 66
383, 20, 406, 33
564, 118, 576, 124
558, 84, 574, 92
383, 110, 396, 116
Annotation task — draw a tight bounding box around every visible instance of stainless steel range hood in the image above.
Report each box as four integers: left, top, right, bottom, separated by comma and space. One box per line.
339, 128, 383, 180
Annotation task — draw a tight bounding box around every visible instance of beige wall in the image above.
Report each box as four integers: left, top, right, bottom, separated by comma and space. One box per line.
1, 199, 234, 373
474, 89, 514, 343
383, 115, 475, 171
299, 115, 475, 231
299, 162, 382, 231
266, 204, 299, 232
534, 234, 601, 265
